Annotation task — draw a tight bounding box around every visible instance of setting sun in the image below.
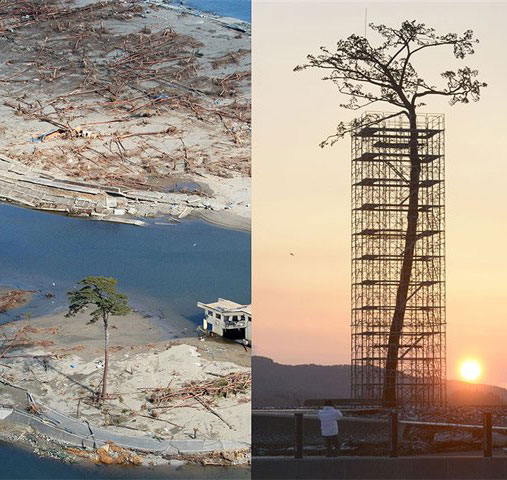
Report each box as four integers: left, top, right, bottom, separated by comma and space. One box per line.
460, 360, 482, 383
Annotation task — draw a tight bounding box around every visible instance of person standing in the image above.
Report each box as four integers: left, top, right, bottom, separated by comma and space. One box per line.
318, 400, 343, 457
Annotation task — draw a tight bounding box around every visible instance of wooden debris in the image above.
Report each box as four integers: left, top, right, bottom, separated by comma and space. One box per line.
0, 0, 250, 186
143, 371, 250, 426
0, 289, 32, 313
95, 442, 143, 466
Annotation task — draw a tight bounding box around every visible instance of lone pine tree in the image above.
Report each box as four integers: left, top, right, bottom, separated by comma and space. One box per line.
67, 276, 130, 401
296, 20, 486, 406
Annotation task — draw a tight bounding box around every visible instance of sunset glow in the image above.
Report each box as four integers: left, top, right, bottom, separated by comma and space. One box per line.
253, 1, 507, 389
460, 360, 482, 383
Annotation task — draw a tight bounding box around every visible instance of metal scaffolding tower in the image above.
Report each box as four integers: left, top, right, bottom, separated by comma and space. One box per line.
351, 113, 446, 406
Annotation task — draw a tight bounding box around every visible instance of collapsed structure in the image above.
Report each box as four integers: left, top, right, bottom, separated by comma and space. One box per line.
351, 113, 446, 406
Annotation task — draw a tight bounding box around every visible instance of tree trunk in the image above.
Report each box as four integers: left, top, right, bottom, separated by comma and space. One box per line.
382, 111, 420, 407
101, 314, 109, 400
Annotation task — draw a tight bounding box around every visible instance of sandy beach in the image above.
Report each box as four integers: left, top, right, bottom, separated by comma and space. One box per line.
0, 308, 251, 465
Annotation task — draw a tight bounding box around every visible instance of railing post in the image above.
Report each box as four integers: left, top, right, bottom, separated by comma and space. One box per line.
483, 411, 492, 457
295, 413, 304, 458
389, 411, 399, 458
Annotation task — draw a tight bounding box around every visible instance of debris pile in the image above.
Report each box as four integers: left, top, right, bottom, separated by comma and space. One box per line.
66, 442, 143, 465
0, 0, 250, 220
174, 447, 251, 466
0, 289, 32, 313
95, 442, 143, 465
145, 371, 251, 406
143, 371, 251, 430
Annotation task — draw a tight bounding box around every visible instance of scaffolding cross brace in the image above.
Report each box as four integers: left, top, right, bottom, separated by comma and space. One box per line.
351, 112, 446, 406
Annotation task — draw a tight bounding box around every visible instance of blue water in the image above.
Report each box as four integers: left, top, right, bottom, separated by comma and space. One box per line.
166, 0, 251, 23
0, 204, 250, 476
0, 3, 251, 478
0, 441, 249, 479
0, 203, 251, 336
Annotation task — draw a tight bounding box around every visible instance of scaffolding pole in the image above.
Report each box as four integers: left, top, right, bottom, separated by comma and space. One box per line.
351, 112, 446, 406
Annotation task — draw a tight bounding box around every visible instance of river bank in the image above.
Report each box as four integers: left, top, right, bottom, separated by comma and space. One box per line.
0, 0, 251, 232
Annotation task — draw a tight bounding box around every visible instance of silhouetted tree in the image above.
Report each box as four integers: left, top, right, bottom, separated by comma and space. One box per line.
67, 276, 130, 401
296, 20, 486, 406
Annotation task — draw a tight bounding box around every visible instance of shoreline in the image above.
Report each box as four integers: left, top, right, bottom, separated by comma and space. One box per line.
1, 309, 251, 368
147, 1, 251, 30
194, 209, 251, 233
0, 195, 251, 233
0, 309, 251, 465
0, 439, 251, 477
0, 425, 251, 471
0, 155, 251, 233
0, 193, 250, 252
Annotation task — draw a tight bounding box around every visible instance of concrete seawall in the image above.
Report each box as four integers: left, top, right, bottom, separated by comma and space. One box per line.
0, 154, 227, 223
0, 378, 248, 456
1, 406, 247, 455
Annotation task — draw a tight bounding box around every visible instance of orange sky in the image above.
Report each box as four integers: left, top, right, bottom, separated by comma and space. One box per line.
252, 1, 507, 387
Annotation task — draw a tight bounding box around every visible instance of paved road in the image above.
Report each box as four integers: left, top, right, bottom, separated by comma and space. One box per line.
253, 456, 507, 479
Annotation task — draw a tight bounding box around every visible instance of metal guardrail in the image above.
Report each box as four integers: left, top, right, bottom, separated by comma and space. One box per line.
292, 411, 499, 459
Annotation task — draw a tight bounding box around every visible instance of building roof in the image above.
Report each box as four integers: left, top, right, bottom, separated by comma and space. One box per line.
197, 298, 251, 315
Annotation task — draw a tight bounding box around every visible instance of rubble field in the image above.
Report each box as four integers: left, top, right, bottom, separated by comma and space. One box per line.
0, 0, 250, 228
0, 309, 251, 465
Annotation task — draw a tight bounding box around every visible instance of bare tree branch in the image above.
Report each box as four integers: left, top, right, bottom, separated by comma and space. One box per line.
295, 19, 487, 136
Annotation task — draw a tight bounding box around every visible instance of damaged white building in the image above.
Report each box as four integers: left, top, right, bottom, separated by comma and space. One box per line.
197, 298, 251, 346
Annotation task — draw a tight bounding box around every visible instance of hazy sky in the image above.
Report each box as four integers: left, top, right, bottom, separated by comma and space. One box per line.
252, 1, 507, 387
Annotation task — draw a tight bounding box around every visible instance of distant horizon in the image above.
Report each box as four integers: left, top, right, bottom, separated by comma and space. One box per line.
253, 354, 502, 388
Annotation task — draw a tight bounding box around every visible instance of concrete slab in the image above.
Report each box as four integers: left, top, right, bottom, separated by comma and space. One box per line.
0, 408, 13, 420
